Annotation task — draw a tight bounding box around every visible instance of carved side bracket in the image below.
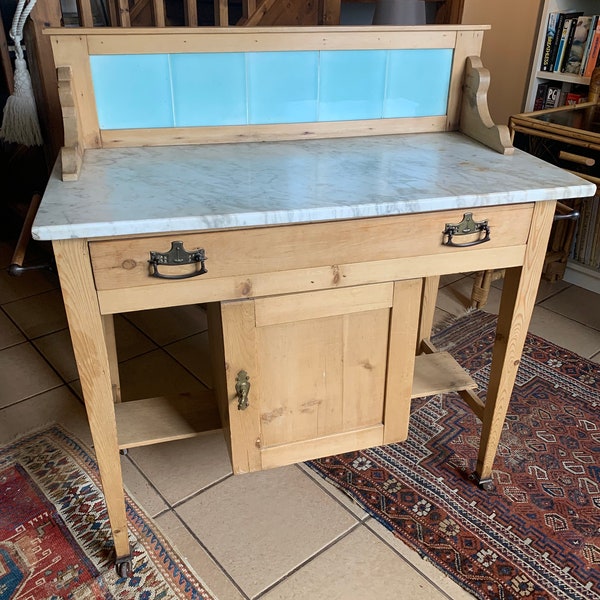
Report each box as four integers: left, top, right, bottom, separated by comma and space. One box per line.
57, 65, 83, 181
460, 56, 514, 156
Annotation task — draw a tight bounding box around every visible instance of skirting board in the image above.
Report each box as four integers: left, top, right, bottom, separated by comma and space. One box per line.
563, 261, 600, 294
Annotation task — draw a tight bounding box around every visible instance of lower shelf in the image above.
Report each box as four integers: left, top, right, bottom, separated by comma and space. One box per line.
412, 351, 476, 398
114, 390, 221, 449
114, 352, 478, 452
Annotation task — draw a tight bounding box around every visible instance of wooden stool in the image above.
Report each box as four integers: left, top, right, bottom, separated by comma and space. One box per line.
470, 200, 583, 308
470, 269, 505, 309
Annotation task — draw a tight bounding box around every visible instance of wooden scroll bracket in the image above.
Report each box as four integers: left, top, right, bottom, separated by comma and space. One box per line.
57, 65, 83, 181
460, 56, 514, 156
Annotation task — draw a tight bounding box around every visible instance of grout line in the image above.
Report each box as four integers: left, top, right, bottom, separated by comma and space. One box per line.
363, 518, 457, 600
161, 509, 252, 600
252, 521, 363, 600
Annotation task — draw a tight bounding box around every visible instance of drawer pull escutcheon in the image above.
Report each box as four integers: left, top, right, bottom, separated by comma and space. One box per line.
148, 241, 207, 279
442, 213, 490, 247
236, 370, 250, 411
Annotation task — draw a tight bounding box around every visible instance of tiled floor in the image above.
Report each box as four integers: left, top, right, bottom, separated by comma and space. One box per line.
1, 237, 599, 600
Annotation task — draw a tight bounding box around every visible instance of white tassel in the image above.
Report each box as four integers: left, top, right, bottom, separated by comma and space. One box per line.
0, 57, 43, 146
0, 0, 43, 147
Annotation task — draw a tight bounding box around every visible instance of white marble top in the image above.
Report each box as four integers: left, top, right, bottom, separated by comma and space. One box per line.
32, 132, 596, 240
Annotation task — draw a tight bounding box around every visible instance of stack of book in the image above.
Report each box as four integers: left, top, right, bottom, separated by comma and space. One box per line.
540, 12, 600, 77
533, 81, 588, 110
572, 195, 600, 270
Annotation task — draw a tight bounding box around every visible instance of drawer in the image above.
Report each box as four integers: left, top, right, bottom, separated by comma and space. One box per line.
90, 203, 534, 295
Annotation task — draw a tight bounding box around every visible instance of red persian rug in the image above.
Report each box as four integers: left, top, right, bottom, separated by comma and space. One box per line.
0, 426, 214, 599
308, 311, 600, 600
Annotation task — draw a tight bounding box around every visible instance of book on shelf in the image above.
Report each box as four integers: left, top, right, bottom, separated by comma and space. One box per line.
544, 83, 563, 108
555, 15, 581, 72
549, 11, 584, 72
574, 196, 600, 266
563, 16, 593, 74
565, 90, 586, 104
534, 82, 548, 110
541, 11, 560, 71
579, 15, 599, 74
583, 24, 600, 77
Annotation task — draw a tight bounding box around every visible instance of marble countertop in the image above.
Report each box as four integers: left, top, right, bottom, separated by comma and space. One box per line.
32, 132, 596, 240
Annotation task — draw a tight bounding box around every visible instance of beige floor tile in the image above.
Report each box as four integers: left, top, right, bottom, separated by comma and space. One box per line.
113, 315, 157, 360
298, 462, 371, 521
529, 305, 600, 359
591, 351, 600, 364
127, 432, 232, 505
538, 285, 600, 330
0, 309, 25, 349
165, 331, 212, 387
0, 268, 59, 304
117, 349, 209, 401
439, 273, 468, 287
532, 278, 570, 303
0, 385, 91, 446
262, 525, 450, 600
121, 456, 169, 517
175, 465, 359, 598
0, 342, 62, 408
34, 317, 157, 383
435, 276, 501, 317
124, 305, 208, 346
365, 518, 476, 600
3, 289, 67, 339
34, 329, 82, 382
154, 511, 245, 600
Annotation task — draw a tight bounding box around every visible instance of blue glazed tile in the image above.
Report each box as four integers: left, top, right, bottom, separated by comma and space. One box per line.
90, 54, 174, 129
384, 49, 453, 117
171, 53, 247, 127
319, 50, 387, 121
247, 51, 319, 124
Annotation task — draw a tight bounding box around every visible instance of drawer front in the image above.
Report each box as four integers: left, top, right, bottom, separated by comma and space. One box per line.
91, 204, 534, 294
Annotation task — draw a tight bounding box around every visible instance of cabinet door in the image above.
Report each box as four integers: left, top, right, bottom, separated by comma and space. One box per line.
213, 280, 422, 474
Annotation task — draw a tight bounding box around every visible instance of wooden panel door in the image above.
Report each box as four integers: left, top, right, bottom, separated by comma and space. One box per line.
213, 280, 422, 473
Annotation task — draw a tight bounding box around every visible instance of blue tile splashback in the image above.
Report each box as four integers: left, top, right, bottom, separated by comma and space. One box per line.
90, 49, 452, 130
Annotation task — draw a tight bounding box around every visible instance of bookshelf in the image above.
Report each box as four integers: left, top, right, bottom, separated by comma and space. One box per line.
525, 0, 600, 111
521, 0, 600, 293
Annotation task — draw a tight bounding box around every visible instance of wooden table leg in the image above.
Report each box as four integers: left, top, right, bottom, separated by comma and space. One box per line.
384, 278, 423, 444
53, 239, 131, 570
102, 314, 121, 403
418, 275, 440, 352
475, 201, 556, 489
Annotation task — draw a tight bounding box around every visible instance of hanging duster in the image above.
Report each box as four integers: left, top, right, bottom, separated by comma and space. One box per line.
0, 0, 42, 146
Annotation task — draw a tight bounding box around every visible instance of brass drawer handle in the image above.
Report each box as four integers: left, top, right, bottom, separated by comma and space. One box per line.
148, 241, 207, 279
442, 213, 490, 248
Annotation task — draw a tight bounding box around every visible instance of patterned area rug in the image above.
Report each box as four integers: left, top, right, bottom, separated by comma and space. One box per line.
308, 311, 600, 600
0, 426, 214, 599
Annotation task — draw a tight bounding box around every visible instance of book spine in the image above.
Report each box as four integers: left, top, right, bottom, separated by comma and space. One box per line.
549, 13, 568, 71
541, 12, 559, 71
561, 16, 581, 72
583, 30, 600, 77
534, 82, 548, 110
580, 15, 598, 74
554, 17, 574, 72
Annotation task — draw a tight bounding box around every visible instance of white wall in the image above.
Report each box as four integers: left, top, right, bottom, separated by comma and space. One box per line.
461, 0, 543, 125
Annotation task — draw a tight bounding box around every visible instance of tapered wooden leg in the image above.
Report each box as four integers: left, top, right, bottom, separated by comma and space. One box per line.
383, 278, 423, 444
102, 314, 121, 403
53, 239, 131, 565
475, 201, 556, 488
418, 275, 440, 352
